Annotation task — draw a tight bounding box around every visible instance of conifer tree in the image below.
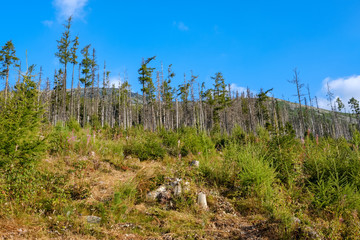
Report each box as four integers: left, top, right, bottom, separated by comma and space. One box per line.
119, 80, 130, 128
178, 74, 190, 126
0, 65, 44, 167
55, 16, 72, 121
53, 69, 64, 123
69, 35, 79, 117
79, 45, 93, 126
162, 64, 175, 129
255, 88, 273, 126
90, 48, 97, 117
190, 72, 198, 127
349, 97, 360, 125
0, 40, 19, 105
212, 72, 231, 131
138, 56, 156, 128
348, 97, 359, 115
336, 97, 345, 112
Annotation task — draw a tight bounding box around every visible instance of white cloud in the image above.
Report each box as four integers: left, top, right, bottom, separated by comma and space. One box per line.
319, 75, 360, 111
109, 76, 122, 88
229, 83, 256, 96
42, 20, 54, 27
316, 97, 331, 110
173, 21, 189, 31
53, 0, 89, 21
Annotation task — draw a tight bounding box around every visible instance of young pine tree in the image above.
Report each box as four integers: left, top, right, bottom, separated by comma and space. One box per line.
162, 64, 175, 128
212, 72, 231, 132
178, 74, 190, 126
69, 35, 79, 118
0, 65, 45, 168
80, 45, 94, 126
0, 40, 19, 105
55, 16, 73, 121
138, 56, 156, 128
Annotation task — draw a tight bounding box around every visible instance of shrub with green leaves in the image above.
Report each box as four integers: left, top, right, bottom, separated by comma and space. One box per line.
124, 131, 166, 161
159, 128, 179, 156
179, 127, 214, 156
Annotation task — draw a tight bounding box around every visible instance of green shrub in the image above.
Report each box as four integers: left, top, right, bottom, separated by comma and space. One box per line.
0, 73, 46, 167
47, 123, 71, 155
179, 127, 214, 156
124, 132, 166, 161
66, 118, 81, 132
159, 128, 179, 156
265, 129, 302, 185
231, 125, 246, 144
304, 137, 360, 214
234, 145, 276, 200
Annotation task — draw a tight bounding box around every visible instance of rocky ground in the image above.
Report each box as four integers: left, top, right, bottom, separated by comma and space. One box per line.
0, 153, 280, 240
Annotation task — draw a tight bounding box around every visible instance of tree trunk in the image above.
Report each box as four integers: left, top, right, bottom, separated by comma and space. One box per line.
70, 63, 75, 118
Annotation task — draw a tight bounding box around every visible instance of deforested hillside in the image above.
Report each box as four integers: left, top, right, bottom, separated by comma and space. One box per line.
2, 7, 360, 240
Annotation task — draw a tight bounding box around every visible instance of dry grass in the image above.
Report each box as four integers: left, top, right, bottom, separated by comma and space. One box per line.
1, 149, 278, 240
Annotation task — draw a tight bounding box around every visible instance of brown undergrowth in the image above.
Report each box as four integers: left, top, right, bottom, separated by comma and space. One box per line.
0, 150, 277, 240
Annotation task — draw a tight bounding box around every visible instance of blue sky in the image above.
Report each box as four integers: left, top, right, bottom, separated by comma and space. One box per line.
1, 0, 360, 109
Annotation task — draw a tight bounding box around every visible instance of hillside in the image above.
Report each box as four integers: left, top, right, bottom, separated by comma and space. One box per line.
1, 118, 360, 239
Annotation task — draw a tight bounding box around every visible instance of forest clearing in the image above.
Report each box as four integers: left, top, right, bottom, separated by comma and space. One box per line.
2, 1, 360, 239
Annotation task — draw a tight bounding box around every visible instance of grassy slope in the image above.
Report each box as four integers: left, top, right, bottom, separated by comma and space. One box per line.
1, 124, 360, 239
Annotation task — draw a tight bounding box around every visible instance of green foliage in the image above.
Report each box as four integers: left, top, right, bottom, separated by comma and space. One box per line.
0, 40, 19, 77
159, 128, 179, 156
351, 129, 360, 148
124, 131, 166, 161
113, 182, 138, 211
55, 16, 72, 66
264, 124, 300, 184
209, 72, 231, 131
70, 35, 79, 65
255, 88, 273, 123
47, 122, 71, 155
138, 56, 156, 103
336, 97, 345, 112
178, 78, 190, 107
0, 71, 45, 167
0, 165, 69, 217
234, 145, 276, 201
304, 137, 360, 214
80, 45, 93, 88
348, 97, 360, 115
231, 125, 247, 144
66, 117, 81, 132
178, 127, 214, 156
2, 113, 360, 239
162, 64, 175, 109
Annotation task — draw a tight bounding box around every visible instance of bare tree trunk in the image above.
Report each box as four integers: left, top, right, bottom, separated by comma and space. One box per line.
83, 85, 87, 127
38, 67, 42, 108
4, 66, 10, 105
176, 99, 179, 129
77, 82, 81, 123
63, 63, 67, 122
247, 88, 253, 132
128, 89, 132, 128
70, 63, 75, 118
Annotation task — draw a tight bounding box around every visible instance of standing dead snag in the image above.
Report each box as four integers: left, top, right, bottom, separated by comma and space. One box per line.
288, 68, 305, 137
